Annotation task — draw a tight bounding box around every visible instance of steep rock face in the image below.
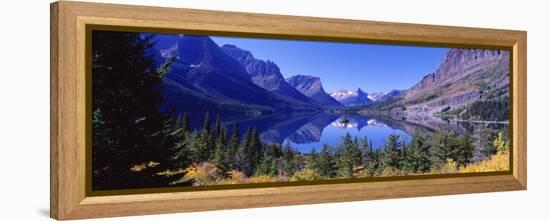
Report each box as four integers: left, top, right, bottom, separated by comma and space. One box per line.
406, 49, 509, 103
402, 48, 510, 118
220, 45, 319, 107
377, 90, 405, 103
330, 88, 373, 106
286, 75, 343, 107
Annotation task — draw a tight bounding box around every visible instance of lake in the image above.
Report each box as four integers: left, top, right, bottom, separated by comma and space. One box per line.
182, 111, 509, 154
281, 115, 412, 152
215, 113, 414, 152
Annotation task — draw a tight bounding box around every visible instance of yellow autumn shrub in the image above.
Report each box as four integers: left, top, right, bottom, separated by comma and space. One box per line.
156, 168, 186, 177
429, 159, 459, 174
220, 170, 247, 184
290, 168, 321, 181
460, 152, 509, 173
172, 162, 222, 186
248, 175, 277, 183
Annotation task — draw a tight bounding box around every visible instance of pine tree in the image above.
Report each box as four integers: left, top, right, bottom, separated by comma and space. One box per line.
317, 144, 337, 178
248, 128, 263, 173
281, 141, 297, 176
255, 144, 281, 176
211, 127, 228, 173
202, 111, 211, 137
181, 112, 191, 133
430, 132, 453, 166
399, 143, 411, 171
236, 128, 255, 175
381, 134, 402, 169
360, 137, 372, 165
190, 132, 209, 162
214, 113, 222, 138
480, 128, 497, 158
403, 135, 432, 172
337, 133, 362, 178
455, 134, 474, 166
225, 121, 240, 170
306, 148, 319, 169
360, 137, 380, 176
91, 31, 175, 189
211, 141, 226, 174
169, 116, 191, 169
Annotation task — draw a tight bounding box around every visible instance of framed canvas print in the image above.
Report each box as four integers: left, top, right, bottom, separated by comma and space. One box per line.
50, 1, 527, 220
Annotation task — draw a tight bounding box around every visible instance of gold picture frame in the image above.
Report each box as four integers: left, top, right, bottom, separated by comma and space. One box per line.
50, 1, 527, 220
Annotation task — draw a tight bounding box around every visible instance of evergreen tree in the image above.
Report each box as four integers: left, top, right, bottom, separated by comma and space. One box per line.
211, 127, 228, 173
337, 133, 362, 178
248, 128, 263, 173
281, 141, 297, 176
181, 112, 191, 133
381, 134, 402, 169
199, 111, 215, 160
225, 121, 240, 170
399, 143, 411, 171
236, 128, 253, 175
480, 128, 497, 158
360, 137, 373, 165
306, 148, 319, 169
403, 135, 431, 172
455, 134, 474, 166
91, 31, 175, 190
255, 144, 281, 176
360, 137, 379, 177
169, 118, 191, 169
202, 111, 211, 137
317, 145, 337, 178
430, 132, 454, 166
214, 113, 222, 138
190, 132, 209, 162
211, 142, 226, 174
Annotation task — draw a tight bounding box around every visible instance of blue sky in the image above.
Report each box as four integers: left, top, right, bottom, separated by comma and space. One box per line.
211, 36, 449, 93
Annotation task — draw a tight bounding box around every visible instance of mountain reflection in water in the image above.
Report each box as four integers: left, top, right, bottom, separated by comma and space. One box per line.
182, 111, 508, 154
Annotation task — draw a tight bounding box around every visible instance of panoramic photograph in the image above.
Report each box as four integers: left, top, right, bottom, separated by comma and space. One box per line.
91, 30, 511, 191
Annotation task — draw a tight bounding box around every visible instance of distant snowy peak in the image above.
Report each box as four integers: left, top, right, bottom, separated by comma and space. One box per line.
330, 90, 358, 101
367, 92, 386, 102
330, 88, 375, 106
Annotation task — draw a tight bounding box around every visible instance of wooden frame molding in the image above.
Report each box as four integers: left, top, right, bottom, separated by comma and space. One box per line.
50, 1, 527, 220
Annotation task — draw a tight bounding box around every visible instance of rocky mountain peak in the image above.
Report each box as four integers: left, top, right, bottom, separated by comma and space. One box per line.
408, 48, 509, 95
174, 35, 252, 82
367, 92, 386, 102
221, 45, 319, 106
357, 88, 368, 96
329, 87, 373, 106
286, 75, 324, 96
287, 75, 342, 107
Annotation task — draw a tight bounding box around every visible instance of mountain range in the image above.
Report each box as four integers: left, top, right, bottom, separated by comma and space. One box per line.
148, 34, 508, 122
153, 35, 316, 117
220, 44, 319, 107
330, 88, 384, 106
360, 48, 510, 121
151, 35, 343, 117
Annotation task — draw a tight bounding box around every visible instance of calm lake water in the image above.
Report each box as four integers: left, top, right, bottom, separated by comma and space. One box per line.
183, 111, 508, 154
212, 113, 413, 153
282, 115, 411, 152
